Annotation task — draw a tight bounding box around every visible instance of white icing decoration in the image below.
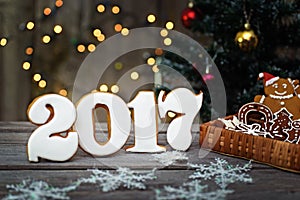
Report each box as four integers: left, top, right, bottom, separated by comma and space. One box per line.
27, 94, 78, 162
126, 91, 166, 152
274, 91, 287, 96
266, 76, 279, 86
236, 123, 264, 136
259, 95, 266, 103
269, 94, 293, 100
218, 116, 242, 130
27, 88, 204, 158
238, 102, 273, 125
158, 88, 203, 151
75, 92, 131, 156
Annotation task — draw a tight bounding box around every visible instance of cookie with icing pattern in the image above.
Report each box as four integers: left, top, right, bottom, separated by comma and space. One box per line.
254, 72, 300, 120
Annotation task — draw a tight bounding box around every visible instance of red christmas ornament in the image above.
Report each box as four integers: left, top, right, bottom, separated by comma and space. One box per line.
181, 7, 201, 29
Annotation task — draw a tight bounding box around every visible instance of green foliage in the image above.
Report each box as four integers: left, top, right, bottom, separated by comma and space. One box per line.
194, 0, 300, 114
158, 0, 300, 119
154, 51, 212, 122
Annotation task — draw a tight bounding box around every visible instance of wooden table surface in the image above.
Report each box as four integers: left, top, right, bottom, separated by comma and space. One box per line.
0, 121, 300, 200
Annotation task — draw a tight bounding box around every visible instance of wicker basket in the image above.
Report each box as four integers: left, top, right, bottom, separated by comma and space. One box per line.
200, 116, 300, 173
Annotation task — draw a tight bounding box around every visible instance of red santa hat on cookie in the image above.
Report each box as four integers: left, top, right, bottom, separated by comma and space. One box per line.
258, 72, 279, 86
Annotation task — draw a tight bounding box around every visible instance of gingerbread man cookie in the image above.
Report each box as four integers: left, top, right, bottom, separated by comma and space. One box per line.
254, 72, 300, 120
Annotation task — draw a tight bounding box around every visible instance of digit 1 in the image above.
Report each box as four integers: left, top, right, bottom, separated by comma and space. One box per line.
126, 91, 166, 152
75, 92, 131, 156
158, 88, 203, 151
27, 94, 78, 162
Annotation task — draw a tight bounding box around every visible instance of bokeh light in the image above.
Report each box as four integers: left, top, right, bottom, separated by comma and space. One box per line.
114, 24, 122, 32
22, 61, 31, 70
42, 35, 51, 44
147, 57, 156, 65
26, 21, 35, 30
33, 73, 41, 82
88, 44, 96, 52
147, 14, 156, 23
53, 25, 63, 34
114, 62, 123, 70
97, 4, 105, 13
130, 72, 139, 80
121, 28, 129, 36
77, 44, 85, 53
97, 34, 105, 42
99, 84, 109, 92
111, 85, 119, 93
155, 48, 163, 56
160, 29, 168, 37
112, 6, 120, 14
55, 0, 63, 8
165, 21, 174, 30
59, 89, 68, 96
25, 47, 34, 55
43, 8, 52, 16
0, 38, 7, 46
93, 29, 101, 37
152, 65, 159, 73
163, 38, 172, 46
38, 80, 47, 88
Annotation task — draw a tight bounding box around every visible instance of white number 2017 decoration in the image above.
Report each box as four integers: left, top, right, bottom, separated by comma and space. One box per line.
27, 88, 203, 162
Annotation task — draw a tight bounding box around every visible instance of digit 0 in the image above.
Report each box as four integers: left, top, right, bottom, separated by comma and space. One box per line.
75, 92, 131, 156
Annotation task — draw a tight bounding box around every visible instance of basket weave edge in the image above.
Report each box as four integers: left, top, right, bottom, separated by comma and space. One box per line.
199, 117, 300, 173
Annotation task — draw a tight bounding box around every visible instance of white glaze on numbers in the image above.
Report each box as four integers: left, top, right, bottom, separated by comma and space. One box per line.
158, 88, 203, 151
27, 94, 78, 162
126, 91, 166, 152
75, 92, 131, 156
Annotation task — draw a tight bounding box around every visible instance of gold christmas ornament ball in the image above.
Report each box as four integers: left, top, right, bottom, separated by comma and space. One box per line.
235, 23, 258, 51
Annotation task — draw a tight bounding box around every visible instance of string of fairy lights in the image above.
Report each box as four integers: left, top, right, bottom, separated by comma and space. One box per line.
0, 0, 176, 98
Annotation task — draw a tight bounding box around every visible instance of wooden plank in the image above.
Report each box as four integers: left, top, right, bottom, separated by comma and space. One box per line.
0, 133, 270, 170
0, 122, 199, 144
0, 122, 200, 132
2, 122, 300, 200
0, 169, 300, 200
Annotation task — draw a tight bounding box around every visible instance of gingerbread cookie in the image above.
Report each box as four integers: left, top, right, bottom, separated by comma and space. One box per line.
254, 72, 300, 120
230, 102, 298, 143
237, 102, 273, 138
293, 80, 300, 98
268, 108, 291, 141
238, 102, 273, 125
285, 120, 300, 144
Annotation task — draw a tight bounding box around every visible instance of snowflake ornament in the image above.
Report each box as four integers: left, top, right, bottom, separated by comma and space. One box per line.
151, 151, 188, 166
155, 180, 232, 200
76, 167, 156, 192
189, 158, 252, 189
3, 179, 77, 200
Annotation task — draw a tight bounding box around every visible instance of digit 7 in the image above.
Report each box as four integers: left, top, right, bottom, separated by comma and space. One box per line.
158, 88, 203, 151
